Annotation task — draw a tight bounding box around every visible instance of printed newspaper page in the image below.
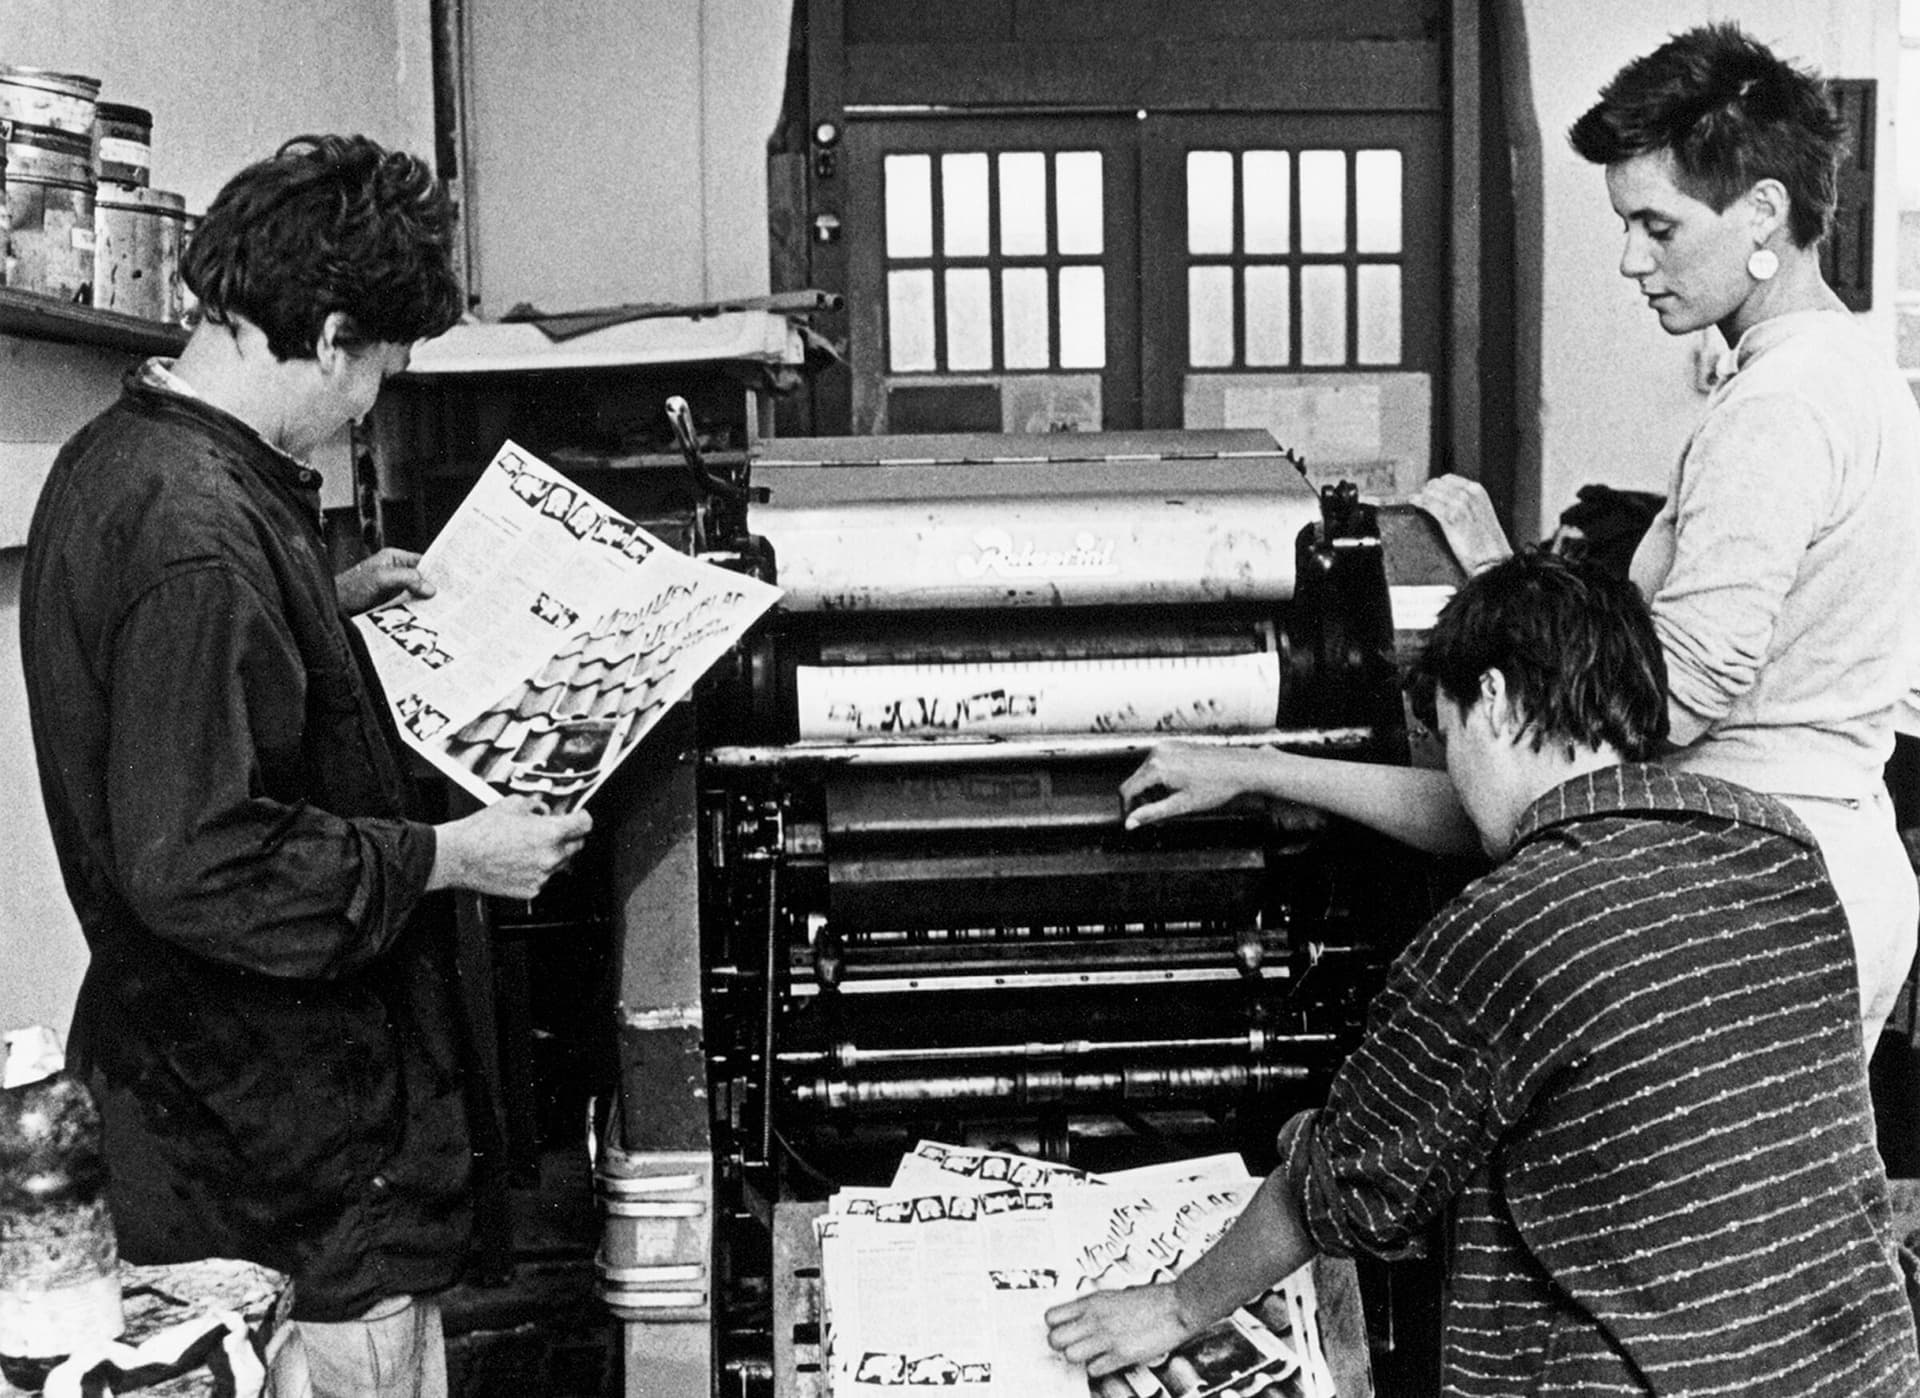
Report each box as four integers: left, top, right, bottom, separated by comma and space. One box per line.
354, 440, 781, 814
818, 1187, 1094, 1397
888, 1141, 1103, 1196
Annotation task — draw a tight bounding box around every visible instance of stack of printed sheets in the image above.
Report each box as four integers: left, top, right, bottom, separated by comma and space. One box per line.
814, 1141, 1338, 1398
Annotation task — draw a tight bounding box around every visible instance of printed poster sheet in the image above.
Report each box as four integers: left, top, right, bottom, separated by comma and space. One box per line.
354, 440, 781, 814
815, 1142, 1337, 1398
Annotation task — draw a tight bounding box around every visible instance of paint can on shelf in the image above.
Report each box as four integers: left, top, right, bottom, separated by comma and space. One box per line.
92, 102, 151, 187
93, 183, 185, 321
3, 123, 95, 302
0, 66, 100, 139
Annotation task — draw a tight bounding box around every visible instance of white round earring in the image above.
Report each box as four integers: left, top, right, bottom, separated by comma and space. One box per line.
1747, 247, 1780, 282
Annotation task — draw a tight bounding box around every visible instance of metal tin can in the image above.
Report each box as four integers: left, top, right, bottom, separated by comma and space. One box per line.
0, 66, 100, 138
93, 102, 151, 187
5, 175, 95, 302
93, 183, 186, 320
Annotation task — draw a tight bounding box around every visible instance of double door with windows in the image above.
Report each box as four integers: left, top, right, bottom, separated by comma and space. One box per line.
844, 111, 1443, 490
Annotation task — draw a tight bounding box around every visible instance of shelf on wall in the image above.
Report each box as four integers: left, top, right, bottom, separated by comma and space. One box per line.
403, 450, 747, 480
0, 286, 188, 356
400, 310, 806, 376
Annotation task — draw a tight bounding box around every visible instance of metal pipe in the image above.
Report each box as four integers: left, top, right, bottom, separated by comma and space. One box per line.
789, 939, 1357, 984
788, 965, 1287, 995
777, 1029, 1339, 1069
845, 922, 1236, 941
789, 1061, 1312, 1112
758, 856, 779, 1167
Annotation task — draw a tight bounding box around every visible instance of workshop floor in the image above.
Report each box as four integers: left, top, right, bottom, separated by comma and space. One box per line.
442, 1146, 621, 1398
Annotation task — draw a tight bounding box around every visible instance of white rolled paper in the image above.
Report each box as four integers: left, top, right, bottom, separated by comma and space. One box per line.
796, 653, 1283, 739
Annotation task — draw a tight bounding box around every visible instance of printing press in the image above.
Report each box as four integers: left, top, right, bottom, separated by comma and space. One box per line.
597, 429, 1452, 1396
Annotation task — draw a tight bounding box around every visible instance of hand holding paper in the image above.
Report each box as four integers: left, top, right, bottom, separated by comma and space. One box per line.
427, 794, 592, 898
1044, 1281, 1190, 1378
335, 547, 437, 616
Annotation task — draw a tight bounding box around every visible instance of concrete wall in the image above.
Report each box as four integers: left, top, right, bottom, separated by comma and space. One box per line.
0, 0, 438, 1042
463, 0, 792, 314
0, 0, 436, 215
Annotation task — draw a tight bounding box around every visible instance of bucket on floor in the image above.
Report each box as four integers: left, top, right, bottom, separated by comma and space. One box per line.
0, 67, 100, 139
92, 102, 151, 187
94, 183, 185, 320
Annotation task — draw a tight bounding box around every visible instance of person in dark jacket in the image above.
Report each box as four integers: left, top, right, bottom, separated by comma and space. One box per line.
19, 134, 592, 1398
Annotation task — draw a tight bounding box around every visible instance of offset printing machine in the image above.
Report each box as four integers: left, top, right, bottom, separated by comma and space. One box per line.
598, 429, 1450, 1396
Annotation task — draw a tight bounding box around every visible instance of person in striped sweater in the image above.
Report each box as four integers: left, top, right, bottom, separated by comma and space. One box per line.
1047, 551, 1920, 1395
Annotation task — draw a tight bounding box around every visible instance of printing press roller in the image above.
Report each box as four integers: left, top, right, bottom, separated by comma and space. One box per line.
746, 430, 1323, 611
711, 432, 1403, 747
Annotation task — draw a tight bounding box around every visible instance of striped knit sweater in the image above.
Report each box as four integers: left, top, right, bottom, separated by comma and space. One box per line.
1278, 764, 1920, 1396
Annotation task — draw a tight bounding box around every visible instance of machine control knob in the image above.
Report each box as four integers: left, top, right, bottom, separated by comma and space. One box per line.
815, 926, 844, 990
785, 821, 825, 857
1235, 928, 1265, 977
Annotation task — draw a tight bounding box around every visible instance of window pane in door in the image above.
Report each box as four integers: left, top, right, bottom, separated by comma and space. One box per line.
1301, 265, 1347, 364
1187, 151, 1234, 255
888, 268, 936, 371
1002, 267, 1050, 368
1059, 266, 1106, 368
942, 153, 989, 257
1056, 152, 1104, 255
999, 152, 1048, 255
1243, 151, 1290, 255
1357, 265, 1401, 364
1245, 266, 1291, 366
885, 154, 933, 258
1189, 265, 1235, 367
1355, 150, 1402, 253
945, 267, 992, 370
1299, 150, 1348, 254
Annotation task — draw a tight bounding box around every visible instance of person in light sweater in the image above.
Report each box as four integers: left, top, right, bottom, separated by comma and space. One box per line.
1128, 23, 1920, 1050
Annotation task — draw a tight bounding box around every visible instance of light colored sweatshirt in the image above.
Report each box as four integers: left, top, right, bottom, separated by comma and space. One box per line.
1631, 310, 1920, 801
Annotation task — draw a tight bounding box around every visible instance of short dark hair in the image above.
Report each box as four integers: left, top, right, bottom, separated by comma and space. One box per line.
1408, 550, 1668, 761
1567, 22, 1847, 247
182, 134, 463, 361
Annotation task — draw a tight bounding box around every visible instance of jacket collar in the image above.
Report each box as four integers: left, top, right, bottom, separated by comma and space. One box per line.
1512, 762, 1816, 853
127, 359, 325, 495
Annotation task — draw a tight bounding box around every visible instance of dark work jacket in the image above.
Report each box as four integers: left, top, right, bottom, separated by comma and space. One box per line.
19, 368, 466, 1322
